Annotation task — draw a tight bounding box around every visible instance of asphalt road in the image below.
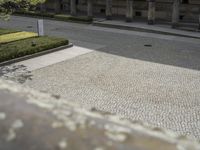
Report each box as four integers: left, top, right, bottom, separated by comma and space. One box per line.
1, 16, 200, 140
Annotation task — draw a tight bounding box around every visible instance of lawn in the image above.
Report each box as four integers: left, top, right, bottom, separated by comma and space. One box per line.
0, 36, 69, 63
0, 31, 38, 44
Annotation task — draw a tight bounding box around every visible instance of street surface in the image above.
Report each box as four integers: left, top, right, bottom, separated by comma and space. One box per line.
1, 16, 200, 139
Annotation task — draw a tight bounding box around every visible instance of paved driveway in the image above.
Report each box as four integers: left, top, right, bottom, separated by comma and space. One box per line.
1, 16, 200, 139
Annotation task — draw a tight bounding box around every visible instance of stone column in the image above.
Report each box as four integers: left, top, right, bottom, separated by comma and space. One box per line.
147, 0, 156, 25
54, 1, 61, 13
172, 0, 180, 28
106, 0, 112, 20
126, 0, 133, 22
87, 0, 93, 17
70, 0, 77, 16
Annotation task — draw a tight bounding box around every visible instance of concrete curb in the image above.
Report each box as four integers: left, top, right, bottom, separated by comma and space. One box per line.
0, 43, 73, 67
93, 22, 200, 39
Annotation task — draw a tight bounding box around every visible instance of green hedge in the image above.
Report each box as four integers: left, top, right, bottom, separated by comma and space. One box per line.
14, 11, 93, 23
54, 14, 93, 22
15, 11, 55, 18
0, 36, 69, 63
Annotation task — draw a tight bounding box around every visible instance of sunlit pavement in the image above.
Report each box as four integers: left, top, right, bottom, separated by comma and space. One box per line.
1, 16, 200, 140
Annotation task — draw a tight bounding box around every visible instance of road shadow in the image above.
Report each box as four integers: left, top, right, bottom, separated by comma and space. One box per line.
56, 25, 200, 71
0, 64, 33, 84
93, 37, 200, 71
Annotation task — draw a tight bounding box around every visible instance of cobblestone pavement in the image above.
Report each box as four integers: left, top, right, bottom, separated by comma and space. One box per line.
21, 51, 200, 140
1, 16, 200, 140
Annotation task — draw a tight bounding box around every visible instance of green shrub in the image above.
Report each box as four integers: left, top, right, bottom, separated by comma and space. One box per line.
69, 16, 93, 22
54, 14, 70, 21
0, 36, 69, 63
55, 14, 93, 22
15, 11, 55, 18
14, 11, 93, 23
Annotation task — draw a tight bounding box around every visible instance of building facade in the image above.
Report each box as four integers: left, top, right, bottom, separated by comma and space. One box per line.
41, 0, 200, 28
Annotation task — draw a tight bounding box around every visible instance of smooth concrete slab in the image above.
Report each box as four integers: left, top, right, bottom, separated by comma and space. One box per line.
14, 46, 93, 71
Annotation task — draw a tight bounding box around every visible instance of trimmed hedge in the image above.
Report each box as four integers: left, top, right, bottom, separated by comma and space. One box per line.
0, 36, 69, 63
0, 28, 19, 35
14, 11, 93, 23
54, 14, 93, 23
15, 11, 55, 18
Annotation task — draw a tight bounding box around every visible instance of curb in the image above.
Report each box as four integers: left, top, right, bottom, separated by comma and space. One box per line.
0, 43, 73, 67
93, 22, 200, 39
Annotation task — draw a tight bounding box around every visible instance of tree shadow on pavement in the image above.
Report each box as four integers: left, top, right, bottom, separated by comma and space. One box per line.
0, 64, 33, 84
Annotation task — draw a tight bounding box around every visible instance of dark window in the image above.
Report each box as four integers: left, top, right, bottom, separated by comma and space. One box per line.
100, 9, 105, 13
135, 11, 141, 17
61, 4, 63, 10
182, 0, 189, 4
179, 15, 184, 20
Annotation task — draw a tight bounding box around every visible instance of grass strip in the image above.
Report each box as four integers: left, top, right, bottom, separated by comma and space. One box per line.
0, 31, 38, 44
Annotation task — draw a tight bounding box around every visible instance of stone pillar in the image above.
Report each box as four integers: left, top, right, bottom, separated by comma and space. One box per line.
70, 0, 77, 16
87, 0, 93, 17
126, 0, 133, 22
147, 0, 156, 25
106, 0, 112, 20
172, 0, 180, 28
54, 1, 61, 13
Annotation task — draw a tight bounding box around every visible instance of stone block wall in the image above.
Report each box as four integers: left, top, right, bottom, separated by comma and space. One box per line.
42, 0, 199, 22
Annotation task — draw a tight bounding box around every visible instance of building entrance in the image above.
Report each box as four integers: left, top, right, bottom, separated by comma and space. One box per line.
112, 0, 126, 17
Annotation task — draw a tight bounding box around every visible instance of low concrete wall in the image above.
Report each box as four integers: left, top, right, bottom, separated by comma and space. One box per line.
0, 79, 200, 150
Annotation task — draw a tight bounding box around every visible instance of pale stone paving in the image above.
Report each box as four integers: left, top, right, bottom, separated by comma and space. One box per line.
1, 16, 200, 140
14, 46, 93, 71
22, 51, 200, 140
